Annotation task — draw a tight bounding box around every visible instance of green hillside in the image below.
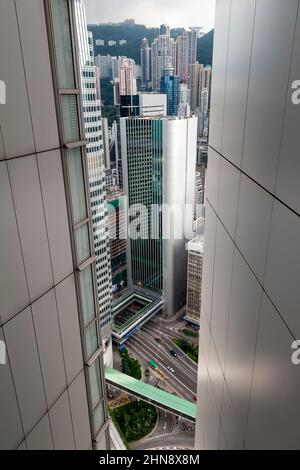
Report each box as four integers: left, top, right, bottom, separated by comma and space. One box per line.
88, 23, 213, 66
197, 29, 214, 66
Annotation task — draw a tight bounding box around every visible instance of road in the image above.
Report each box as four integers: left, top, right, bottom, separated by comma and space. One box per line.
111, 314, 198, 449
126, 322, 198, 402
146, 320, 199, 345
130, 431, 195, 450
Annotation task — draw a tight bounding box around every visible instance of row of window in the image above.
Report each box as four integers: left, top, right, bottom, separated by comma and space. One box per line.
49, 0, 108, 446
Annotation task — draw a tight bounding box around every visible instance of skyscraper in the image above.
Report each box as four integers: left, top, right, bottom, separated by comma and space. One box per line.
160, 23, 170, 36
196, 0, 300, 450
107, 193, 127, 295
160, 65, 180, 116
119, 63, 137, 96
121, 116, 197, 316
141, 38, 151, 88
186, 237, 204, 325
74, 0, 113, 367
178, 83, 191, 118
187, 28, 198, 68
151, 28, 176, 91
197, 88, 210, 137
0, 0, 109, 450
95, 54, 113, 79
189, 63, 212, 112
176, 33, 189, 83
176, 30, 198, 83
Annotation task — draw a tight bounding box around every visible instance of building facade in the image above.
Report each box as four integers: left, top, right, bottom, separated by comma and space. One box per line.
119, 63, 137, 96
176, 30, 198, 83
107, 193, 127, 295
151, 30, 177, 91
178, 83, 191, 118
186, 237, 204, 325
189, 63, 212, 112
176, 33, 189, 83
95, 54, 112, 79
160, 24, 170, 36
160, 65, 180, 116
0, 0, 109, 450
139, 93, 167, 117
74, 0, 113, 367
196, 0, 300, 450
121, 116, 197, 316
141, 38, 151, 88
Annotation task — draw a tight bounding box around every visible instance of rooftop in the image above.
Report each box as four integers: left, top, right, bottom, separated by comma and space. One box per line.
112, 288, 163, 340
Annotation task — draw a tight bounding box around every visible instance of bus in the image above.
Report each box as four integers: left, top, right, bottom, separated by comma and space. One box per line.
148, 360, 158, 371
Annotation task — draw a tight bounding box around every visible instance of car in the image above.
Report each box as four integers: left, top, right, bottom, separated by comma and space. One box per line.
167, 366, 175, 373
154, 337, 161, 343
145, 369, 149, 377
170, 349, 177, 357
192, 395, 197, 402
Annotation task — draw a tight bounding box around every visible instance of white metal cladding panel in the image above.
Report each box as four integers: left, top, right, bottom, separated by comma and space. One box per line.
15, 0, 59, 153
0, 0, 35, 158
163, 118, 197, 315
196, 0, 300, 450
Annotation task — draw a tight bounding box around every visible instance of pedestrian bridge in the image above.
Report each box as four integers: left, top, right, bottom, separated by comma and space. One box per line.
105, 367, 197, 422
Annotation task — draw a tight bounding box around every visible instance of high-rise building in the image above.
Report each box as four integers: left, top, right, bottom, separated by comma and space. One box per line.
197, 88, 210, 137
74, 0, 113, 367
160, 23, 170, 36
160, 65, 180, 116
95, 54, 136, 82
115, 56, 135, 81
190, 26, 204, 39
115, 93, 167, 187
187, 28, 198, 68
113, 93, 140, 190
95, 54, 113, 79
176, 33, 189, 83
111, 56, 120, 81
189, 63, 212, 112
107, 193, 127, 295
119, 63, 137, 96
139, 93, 167, 117
141, 38, 151, 88
178, 83, 191, 118
197, 137, 209, 166
185, 237, 204, 325
0, 0, 109, 450
193, 169, 205, 235
102, 117, 110, 169
195, 170, 205, 208
105, 168, 119, 192
151, 29, 176, 91
196, 0, 300, 450
176, 30, 198, 83
121, 116, 197, 316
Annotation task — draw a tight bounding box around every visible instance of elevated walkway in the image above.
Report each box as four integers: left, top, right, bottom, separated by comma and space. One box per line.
105, 367, 196, 422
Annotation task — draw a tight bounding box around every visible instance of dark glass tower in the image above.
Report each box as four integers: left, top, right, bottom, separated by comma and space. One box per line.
160, 65, 179, 116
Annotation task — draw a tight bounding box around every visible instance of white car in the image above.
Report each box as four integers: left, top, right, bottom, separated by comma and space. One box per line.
167, 366, 175, 373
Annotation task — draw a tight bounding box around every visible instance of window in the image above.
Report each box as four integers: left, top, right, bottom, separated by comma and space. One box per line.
88, 358, 103, 409
50, 0, 75, 89
84, 322, 98, 359
93, 401, 105, 435
61, 95, 80, 142
75, 223, 90, 264
79, 266, 96, 327
66, 147, 87, 224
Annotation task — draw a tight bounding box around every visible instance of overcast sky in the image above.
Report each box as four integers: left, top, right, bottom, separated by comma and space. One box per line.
84, 0, 216, 32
